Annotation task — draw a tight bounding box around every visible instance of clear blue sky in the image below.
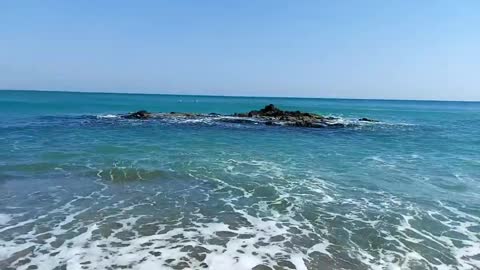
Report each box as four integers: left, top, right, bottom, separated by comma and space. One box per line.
1, 0, 479, 100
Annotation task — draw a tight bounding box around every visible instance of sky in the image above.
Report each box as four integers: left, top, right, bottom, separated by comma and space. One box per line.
1, 0, 479, 101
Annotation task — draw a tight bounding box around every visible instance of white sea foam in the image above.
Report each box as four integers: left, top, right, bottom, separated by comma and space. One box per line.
96, 114, 119, 119
0, 213, 12, 225
3, 195, 479, 270
2, 158, 479, 270
3, 208, 323, 269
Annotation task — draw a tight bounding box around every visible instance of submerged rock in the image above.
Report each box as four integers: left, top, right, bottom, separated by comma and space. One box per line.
358, 117, 379, 122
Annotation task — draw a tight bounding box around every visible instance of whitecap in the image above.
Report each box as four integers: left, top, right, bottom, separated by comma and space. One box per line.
96, 114, 119, 119
0, 213, 12, 225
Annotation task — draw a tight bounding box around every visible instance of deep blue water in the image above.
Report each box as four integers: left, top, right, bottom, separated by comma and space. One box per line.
0, 90, 479, 270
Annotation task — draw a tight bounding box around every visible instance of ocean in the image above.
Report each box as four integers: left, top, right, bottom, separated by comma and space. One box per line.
0, 90, 479, 270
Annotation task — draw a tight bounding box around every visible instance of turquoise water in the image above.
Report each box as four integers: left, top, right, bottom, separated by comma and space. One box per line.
0, 90, 479, 270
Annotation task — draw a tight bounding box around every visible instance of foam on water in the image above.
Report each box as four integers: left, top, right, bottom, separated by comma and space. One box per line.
96, 114, 119, 119
0, 214, 12, 226
1, 155, 480, 270
2, 93, 480, 270
90, 113, 411, 130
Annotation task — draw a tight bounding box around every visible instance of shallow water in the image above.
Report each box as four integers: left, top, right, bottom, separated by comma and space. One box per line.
1, 90, 479, 270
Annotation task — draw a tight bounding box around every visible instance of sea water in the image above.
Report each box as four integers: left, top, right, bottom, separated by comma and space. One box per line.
0, 90, 479, 270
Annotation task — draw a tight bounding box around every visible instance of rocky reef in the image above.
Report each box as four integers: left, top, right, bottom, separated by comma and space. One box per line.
122, 104, 378, 128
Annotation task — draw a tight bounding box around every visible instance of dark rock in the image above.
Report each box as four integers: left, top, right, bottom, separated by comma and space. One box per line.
124, 110, 152, 119
248, 111, 260, 117
232, 104, 331, 128
358, 117, 378, 122
262, 104, 277, 112
259, 104, 282, 116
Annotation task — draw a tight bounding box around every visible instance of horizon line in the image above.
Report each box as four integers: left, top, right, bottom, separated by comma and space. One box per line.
1, 88, 479, 103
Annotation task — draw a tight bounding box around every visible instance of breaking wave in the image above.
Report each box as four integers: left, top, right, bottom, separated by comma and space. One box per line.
1, 158, 478, 270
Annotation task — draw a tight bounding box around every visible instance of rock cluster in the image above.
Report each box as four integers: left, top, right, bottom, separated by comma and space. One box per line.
122, 104, 378, 128
234, 104, 334, 127
358, 117, 379, 122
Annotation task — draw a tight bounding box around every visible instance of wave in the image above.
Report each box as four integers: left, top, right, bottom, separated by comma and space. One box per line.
97, 167, 176, 182
1, 157, 479, 269
96, 114, 119, 119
